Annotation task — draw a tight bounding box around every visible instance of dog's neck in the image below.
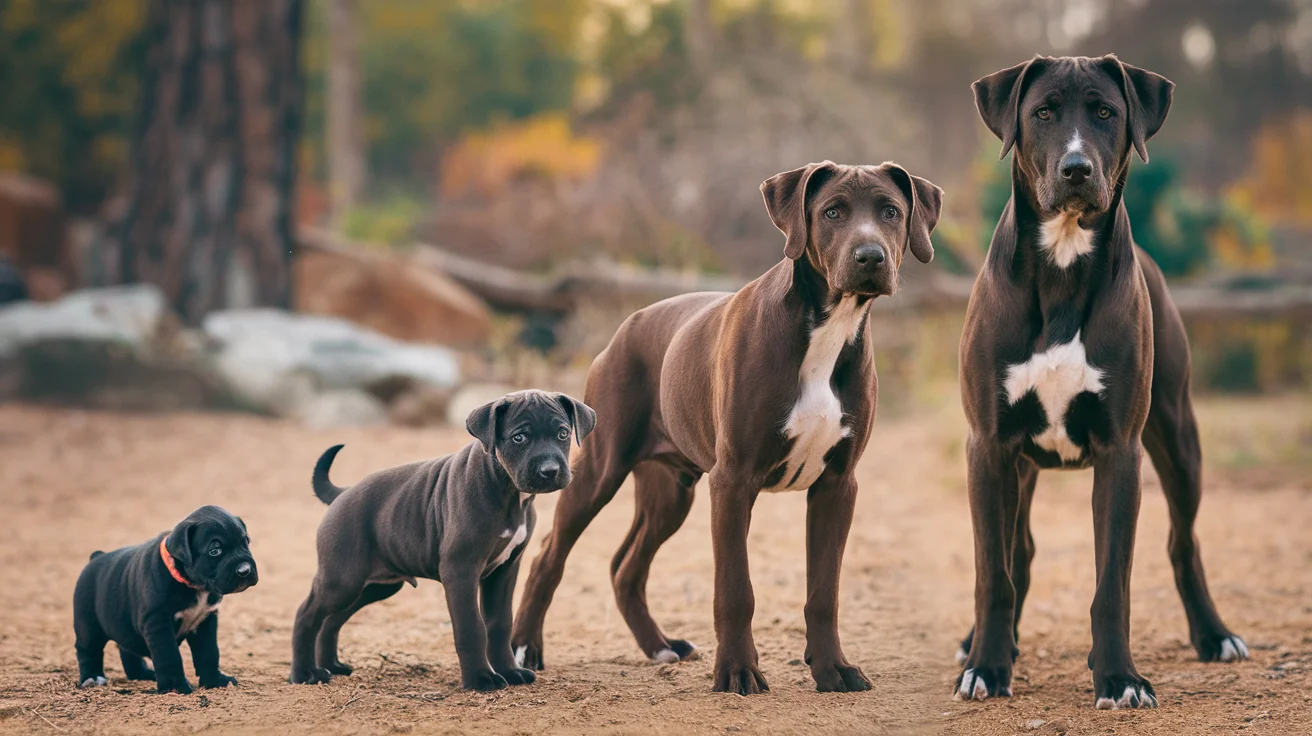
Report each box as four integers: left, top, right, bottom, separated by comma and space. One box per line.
987, 157, 1137, 345
783, 252, 874, 331
483, 444, 532, 509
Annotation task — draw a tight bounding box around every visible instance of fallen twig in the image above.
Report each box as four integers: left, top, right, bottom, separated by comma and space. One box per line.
25, 707, 64, 732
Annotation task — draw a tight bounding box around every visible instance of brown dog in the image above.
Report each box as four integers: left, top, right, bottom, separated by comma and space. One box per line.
510, 161, 942, 694
955, 55, 1246, 710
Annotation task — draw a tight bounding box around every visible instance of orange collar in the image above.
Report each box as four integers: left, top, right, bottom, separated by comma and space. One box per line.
159, 538, 196, 588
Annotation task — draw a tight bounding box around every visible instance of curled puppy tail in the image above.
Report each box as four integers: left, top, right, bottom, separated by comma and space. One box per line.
312, 444, 348, 505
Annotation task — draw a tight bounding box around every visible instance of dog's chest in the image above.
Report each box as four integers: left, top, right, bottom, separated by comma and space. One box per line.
1004, 332, 1104, 464
174, 591, 222, 638
764, 297, 869, 492
490, 523, 528, 568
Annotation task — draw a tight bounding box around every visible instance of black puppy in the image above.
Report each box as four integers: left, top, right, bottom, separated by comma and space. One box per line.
289, 389, 595, 691
73, 506, 258, 693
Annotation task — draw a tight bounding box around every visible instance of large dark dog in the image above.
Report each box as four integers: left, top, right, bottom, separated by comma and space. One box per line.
288, 390, 595, 691
511, 161, 942, 694
955, 55, 1246, 709
73, 506, 257, 693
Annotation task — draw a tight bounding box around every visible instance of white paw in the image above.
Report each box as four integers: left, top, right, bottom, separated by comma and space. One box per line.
1095, 684, 1157, 710
650, 648, 680, 664
954, 669, 1009, 701
80, 675, 107, 688
1218, 636, 1250, 662
513, 646, 527, 668
955, 647, 968, 665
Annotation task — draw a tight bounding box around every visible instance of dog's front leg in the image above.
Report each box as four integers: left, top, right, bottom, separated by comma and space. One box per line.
1089, 443, 1157, 710
482, 556, 536, 686
141, 612, 191, 694
957, 436, 1021, 701
187, 613, 236, 688
803, 472, 871, 692
441, 565, 507, 692
709, 468, 768, 695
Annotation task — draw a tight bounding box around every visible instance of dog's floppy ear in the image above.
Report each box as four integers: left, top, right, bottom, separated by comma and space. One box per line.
555, 393, 596, 447
972, 56, 1049, 160
760, 161, 837, 260
882, 162, 943, 264
1097, 55, 1173, 163
465, 397, 505, 454
164, 520, 197, 570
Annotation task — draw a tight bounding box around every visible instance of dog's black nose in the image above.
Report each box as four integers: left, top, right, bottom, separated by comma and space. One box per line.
236, 562, 253, 577
853, 244, 886, 269
537, 462, 560, 482
1060, 154, 1093, 185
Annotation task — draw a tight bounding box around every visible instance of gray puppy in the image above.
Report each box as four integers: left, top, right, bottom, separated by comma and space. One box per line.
289, 390, 596, 691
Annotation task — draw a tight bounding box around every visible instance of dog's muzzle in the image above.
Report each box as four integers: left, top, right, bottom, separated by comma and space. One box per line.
226, 559, 258, 593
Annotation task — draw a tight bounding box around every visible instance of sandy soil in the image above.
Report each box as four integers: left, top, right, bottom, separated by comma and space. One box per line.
0, 393, 1308, 735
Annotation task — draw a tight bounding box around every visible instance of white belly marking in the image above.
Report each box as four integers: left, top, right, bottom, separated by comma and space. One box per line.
175, 591, 221, 637
765, 296, 869, 492
1004, 332, 1105, 462
491, 523, 527, 567
1039, 211, 1094, 268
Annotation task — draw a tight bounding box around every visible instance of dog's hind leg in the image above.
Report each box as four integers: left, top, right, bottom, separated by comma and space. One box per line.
74, 633, 108, 688
1144, 383, 1247, 663
611, 461, 700, 663
315, 582, 405, 675
511, 443, 637, 670
957, 459, 1038, 664
119, 650, 155, 681
290, 577, 363, 684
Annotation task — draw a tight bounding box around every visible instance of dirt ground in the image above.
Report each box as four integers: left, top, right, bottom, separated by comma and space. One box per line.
0, 392, 1308, 735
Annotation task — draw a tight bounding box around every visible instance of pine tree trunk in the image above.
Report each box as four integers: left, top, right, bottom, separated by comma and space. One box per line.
328, 0, 366, 227
90, 0, 304, 324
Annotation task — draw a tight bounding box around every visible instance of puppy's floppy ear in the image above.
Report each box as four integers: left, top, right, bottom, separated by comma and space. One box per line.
760, 161, 837, 260
164, 520, 197, 570
882, 162, 943, 264
1096, 54, 1173, 163
466, 397, 505, 454
555, 393, 596, 447
972, 56, 1049, 160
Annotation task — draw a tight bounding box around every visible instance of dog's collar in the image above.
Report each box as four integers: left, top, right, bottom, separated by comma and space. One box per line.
159, 538, 198, 589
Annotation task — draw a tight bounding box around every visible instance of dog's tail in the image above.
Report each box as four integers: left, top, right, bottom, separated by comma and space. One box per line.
312, 444, 348, 505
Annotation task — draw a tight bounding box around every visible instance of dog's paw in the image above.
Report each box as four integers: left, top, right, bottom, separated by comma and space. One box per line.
712, 661, 770, 695
324, 660, 354, 676
954, 667, 1012, 701
200, 673, 238, 688
1094, 677, 1157, 710
513, 642, 544, 671
156, 678, 193, 695
288, 667, 333, 685
463, 669, 509, 692
498, 667, 537, 686
668, 639, 699, 661
1197, 634, 1250, 663
79, 675, 108, 689
812, 662, 872, 693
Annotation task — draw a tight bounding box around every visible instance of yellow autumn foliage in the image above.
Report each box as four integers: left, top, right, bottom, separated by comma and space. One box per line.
439, 113, 602, 199
1229, 111, 1312, 228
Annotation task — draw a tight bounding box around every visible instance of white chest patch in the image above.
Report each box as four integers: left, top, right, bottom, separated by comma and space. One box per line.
1038, 211, 1095, 268
491, 523, 527, 567
765, 296, 869, 492
175, 591, 221, 637
1004, 332, 1105, 462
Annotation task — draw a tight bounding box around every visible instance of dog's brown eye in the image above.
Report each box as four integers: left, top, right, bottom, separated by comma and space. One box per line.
1098, 106, 1112, 119
1036, 107, 1051, 120
511, 433, 527, 444
824, 208, 840, 220
881, 206, 899, 221
557, 427, 570, 441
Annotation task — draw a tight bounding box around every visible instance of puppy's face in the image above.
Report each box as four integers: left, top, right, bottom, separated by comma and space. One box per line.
466, 390, 597, 494
973, 55, 1173, 219
164, 505, 258, 595
761, 161, 941, 297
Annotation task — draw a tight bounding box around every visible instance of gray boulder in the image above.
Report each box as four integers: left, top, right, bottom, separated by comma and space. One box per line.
202, 309, 461, 419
